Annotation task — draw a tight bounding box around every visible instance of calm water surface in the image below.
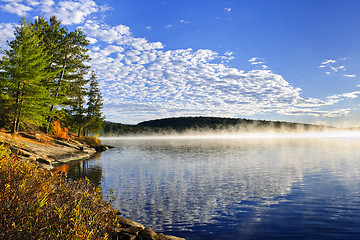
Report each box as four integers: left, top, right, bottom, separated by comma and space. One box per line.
65, 136, 360, 239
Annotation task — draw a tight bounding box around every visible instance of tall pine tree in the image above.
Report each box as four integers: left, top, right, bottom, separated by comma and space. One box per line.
0, 20, 53, 133
32, 16, 91, 133
85, 72, 104, 135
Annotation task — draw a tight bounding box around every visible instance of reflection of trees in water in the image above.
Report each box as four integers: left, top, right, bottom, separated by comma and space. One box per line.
67, 153, 103, 186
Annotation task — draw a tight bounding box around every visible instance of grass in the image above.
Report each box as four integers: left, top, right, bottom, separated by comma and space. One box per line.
0, 144, 122, 240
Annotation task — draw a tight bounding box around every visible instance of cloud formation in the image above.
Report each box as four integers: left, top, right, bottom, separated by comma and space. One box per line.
0, 0, 100, 25
81, 20, 358, 122
1, 1, 33, 16
318, 58, 358, 78
0, 0, 359, 123
248, 57, 268, 69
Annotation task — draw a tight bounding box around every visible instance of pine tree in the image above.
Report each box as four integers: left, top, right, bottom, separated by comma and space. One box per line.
32, 16, 91, 133
85, 72, 104, 135
32, 16, 67, 132
0, 19, 53, 133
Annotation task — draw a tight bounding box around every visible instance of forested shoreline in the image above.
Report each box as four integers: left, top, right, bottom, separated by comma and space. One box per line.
100, 116, 335, 136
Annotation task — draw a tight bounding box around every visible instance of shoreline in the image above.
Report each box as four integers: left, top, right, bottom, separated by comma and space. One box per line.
0, 131, 106, 169
0, 131, 185, 240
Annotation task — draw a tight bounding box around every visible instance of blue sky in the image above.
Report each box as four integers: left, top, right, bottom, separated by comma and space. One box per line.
1, 0, 360, 126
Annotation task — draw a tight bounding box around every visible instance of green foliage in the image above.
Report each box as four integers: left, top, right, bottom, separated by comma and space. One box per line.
0, 153, 121, 239
0, 16, 104, 135
0, 19, 54, 133
85, 72, 104, 135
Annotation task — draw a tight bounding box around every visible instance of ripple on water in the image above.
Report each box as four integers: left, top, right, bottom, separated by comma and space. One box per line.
66, 138, 360, 239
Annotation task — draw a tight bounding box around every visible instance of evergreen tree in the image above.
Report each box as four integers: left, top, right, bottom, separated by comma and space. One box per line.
32, 16, 91, 133
85, 72, 104, 135
0, 20, 53, 133
32, 16, 68, 132
0, 17, 100, 135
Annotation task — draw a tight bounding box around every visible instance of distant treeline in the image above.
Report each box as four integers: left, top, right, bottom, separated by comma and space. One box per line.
101, 117, 332, 136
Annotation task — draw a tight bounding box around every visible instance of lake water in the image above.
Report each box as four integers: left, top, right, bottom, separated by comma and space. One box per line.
64, 133, 360, 239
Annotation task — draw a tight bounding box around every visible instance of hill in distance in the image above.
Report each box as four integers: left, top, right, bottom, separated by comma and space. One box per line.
101, 116, 335, 136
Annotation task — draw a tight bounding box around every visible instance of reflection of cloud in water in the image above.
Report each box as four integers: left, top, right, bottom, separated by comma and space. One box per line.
99, 138, 360, 237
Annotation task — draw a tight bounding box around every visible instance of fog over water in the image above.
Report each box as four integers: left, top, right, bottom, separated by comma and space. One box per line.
69, 130, 360, 239
100, 129, 360, 141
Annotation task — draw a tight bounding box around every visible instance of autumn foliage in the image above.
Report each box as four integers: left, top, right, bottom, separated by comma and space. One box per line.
52, 120, 69, 140
0, 147, 122, 239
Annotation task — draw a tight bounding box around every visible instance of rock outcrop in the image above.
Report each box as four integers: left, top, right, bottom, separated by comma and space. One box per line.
113, 217, 185, 240
0, 131, 103, 169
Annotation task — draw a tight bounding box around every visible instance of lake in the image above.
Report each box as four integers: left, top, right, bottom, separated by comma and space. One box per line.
64, 133, 360, 239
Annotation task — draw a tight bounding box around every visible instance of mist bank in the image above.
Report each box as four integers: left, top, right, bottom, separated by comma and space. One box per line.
100, 116, 341, 137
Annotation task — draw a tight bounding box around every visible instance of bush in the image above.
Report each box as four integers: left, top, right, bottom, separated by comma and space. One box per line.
0, 152, 121, 239
76, 136, 102, 148
51, 120, 69, 140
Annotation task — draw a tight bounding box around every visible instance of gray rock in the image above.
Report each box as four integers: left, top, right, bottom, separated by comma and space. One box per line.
53, 139, 82, 150
117, 217, 145, 230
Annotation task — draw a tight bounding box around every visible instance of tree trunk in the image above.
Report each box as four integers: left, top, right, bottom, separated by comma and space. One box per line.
78, 126, 82, 137
46, 62, 67, 134
12, 118, 18, 134
11, 82, 22, 134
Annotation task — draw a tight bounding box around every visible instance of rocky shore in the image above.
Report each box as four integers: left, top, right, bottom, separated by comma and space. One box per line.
0, 131, 185, 240
114, 217, 184, 240
0, 131, 103, 169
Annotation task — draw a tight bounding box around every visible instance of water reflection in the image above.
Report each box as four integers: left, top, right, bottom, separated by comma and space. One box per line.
66, 138, 360, 239
57, 152, 103, 186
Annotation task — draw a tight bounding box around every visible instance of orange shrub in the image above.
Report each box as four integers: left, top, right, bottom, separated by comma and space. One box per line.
52, 120, 69, 140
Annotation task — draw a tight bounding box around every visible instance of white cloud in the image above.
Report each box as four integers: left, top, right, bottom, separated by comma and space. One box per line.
86, 36, 97, 44
47, 0, 99, 25
26, 0, 40, 6
0, 22, 17, 49
248, 57, 266, 65
1, 2, 33, 16
179, 19, 189, 24
319, 57, 348, 75
279, 108, 350, 117
320, 59, 336, 65
344, 74, 356, 78
327, 91, 360, 104
0, 0, 100, 25
166, 24, 174, 29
